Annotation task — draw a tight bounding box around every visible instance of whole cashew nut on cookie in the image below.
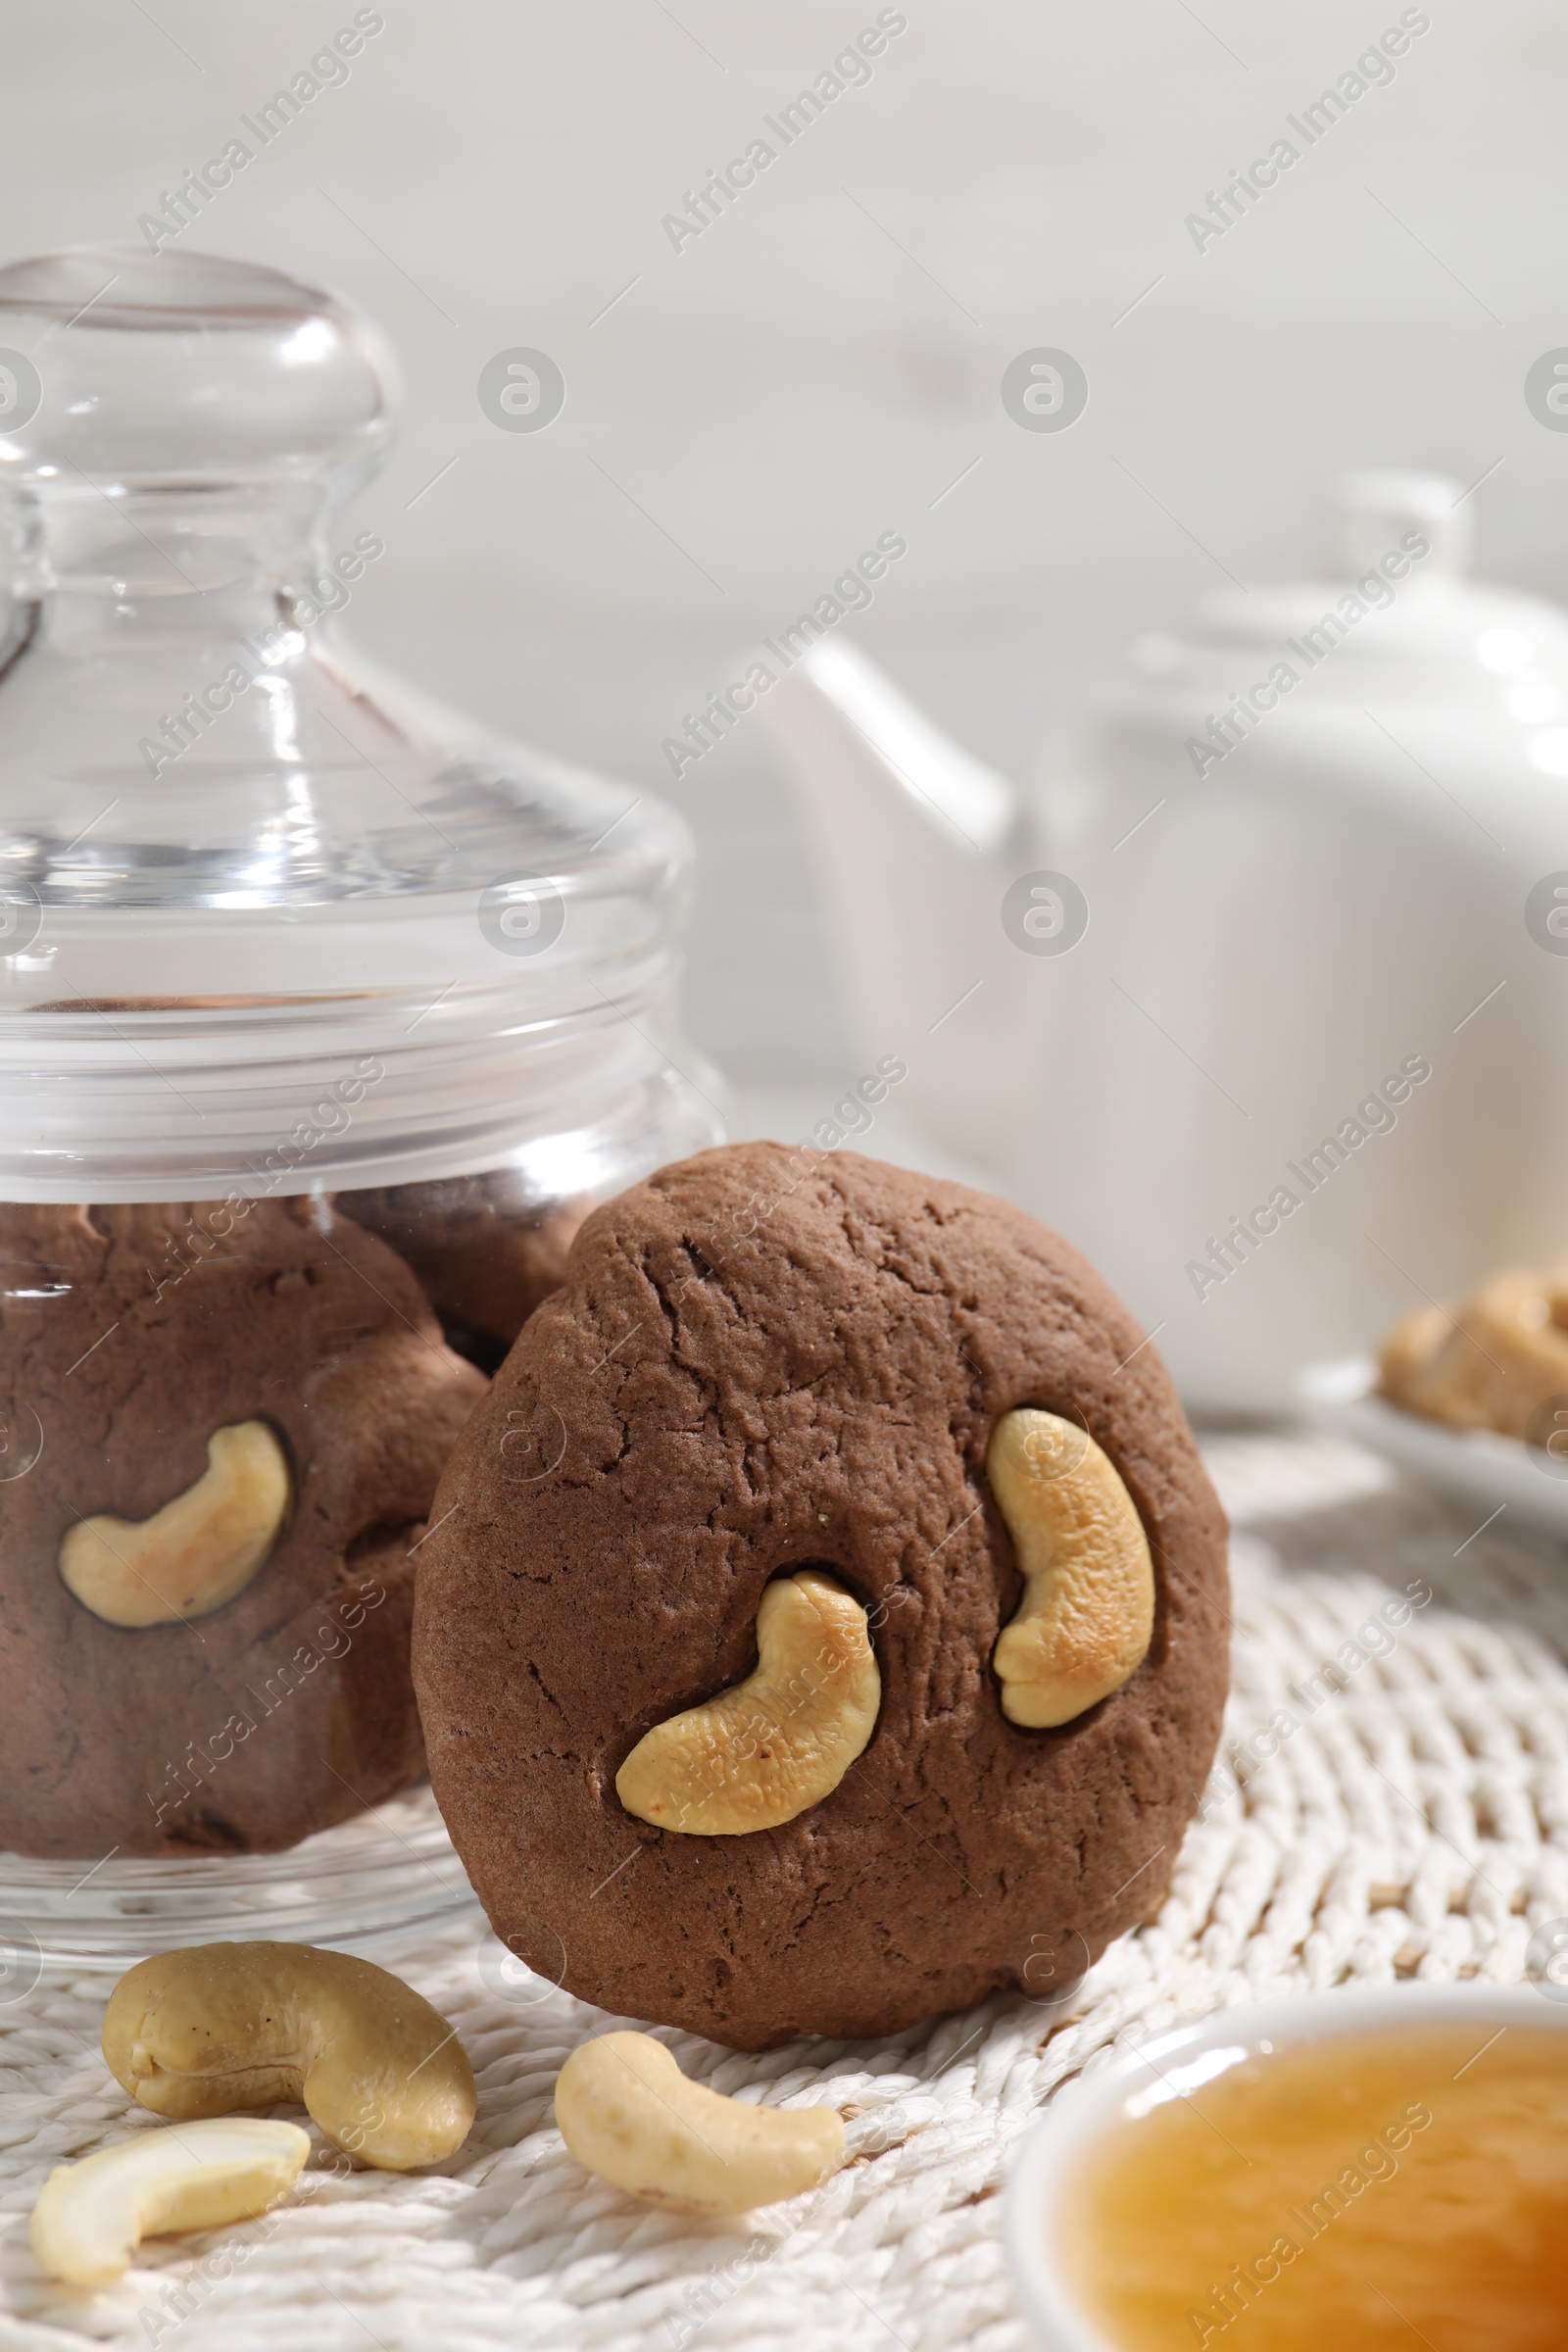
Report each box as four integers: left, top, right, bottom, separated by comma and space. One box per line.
987, 1407, 1154, 1726
60, 1420, 291, 1627
615, 1569, 880, 1834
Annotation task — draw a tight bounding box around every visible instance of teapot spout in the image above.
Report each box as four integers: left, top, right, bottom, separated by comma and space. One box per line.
758, 640, 1021, 1068
761, 638, 1017, 858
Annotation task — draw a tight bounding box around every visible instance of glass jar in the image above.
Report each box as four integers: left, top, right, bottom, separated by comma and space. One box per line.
0, 246, 720, 1967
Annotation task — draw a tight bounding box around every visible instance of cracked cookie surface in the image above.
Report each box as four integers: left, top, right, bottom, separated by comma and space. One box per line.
414, 1144, 1229, 2047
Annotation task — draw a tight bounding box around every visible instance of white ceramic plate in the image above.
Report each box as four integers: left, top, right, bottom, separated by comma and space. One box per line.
1297, 1355, 1568, 1541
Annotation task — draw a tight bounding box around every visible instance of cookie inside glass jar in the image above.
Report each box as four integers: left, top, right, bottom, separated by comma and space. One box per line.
0, 246, 717, 1933
1, 1198, 484, 1856
337, 1171, 588, 1371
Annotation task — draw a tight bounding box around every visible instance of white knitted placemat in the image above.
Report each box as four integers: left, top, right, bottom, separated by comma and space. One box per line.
3, 1427, 1565, 2352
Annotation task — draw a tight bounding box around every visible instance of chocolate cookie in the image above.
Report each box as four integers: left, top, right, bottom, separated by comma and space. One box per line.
414, 1145, 1229, 2047
0, 1196, 486, 1857
339, 1174, 585, 1367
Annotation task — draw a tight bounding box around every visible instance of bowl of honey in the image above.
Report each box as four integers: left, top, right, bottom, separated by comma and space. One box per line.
1004, 1983, 1568, 2350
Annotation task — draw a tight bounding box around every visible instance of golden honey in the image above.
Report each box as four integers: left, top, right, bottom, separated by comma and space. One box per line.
1061, 2022, 1568, 2350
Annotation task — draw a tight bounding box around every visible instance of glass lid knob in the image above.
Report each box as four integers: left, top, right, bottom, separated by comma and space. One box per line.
0, 245, 394, 495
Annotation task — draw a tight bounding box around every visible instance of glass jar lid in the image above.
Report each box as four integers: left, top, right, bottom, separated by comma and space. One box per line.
0, 246, 710, 1200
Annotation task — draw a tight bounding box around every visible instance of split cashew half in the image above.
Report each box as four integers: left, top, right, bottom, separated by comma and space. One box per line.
987, 1407, 1154, 1728
29, 2118, 309, 2286
615, 1569, 880, 1835
102, 1943, 475, 2172
60, 1421, 291, 1628
556, 2032, 844, 2214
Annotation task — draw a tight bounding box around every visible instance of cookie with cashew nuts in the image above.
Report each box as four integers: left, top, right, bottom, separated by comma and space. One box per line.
0, 1197, 485, 1858
415, 1144, 1228, 2048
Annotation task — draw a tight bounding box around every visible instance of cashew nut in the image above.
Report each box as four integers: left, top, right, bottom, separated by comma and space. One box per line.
615, 1569, 880, 1835
987, 1407, 1153, 1728
1379, 1269, 1568, 1439
556, 2032, 844, 2214
29, 2118, 309, 2286
60, 1421, 291, 1628
101, 1943, 475, 2172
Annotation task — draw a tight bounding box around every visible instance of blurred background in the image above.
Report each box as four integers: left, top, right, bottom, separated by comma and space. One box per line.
4, 0, 1557, 1079
5, 0, 1568, 1403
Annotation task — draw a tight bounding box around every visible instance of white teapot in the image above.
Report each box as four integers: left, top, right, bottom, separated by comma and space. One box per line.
759, 474, 1568, 1412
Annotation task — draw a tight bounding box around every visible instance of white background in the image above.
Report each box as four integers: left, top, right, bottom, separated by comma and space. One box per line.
1, 0, 1562, 1120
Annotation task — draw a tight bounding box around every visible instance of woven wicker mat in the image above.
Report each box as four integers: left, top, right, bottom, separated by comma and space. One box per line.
3, 1427, 1565, 2352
